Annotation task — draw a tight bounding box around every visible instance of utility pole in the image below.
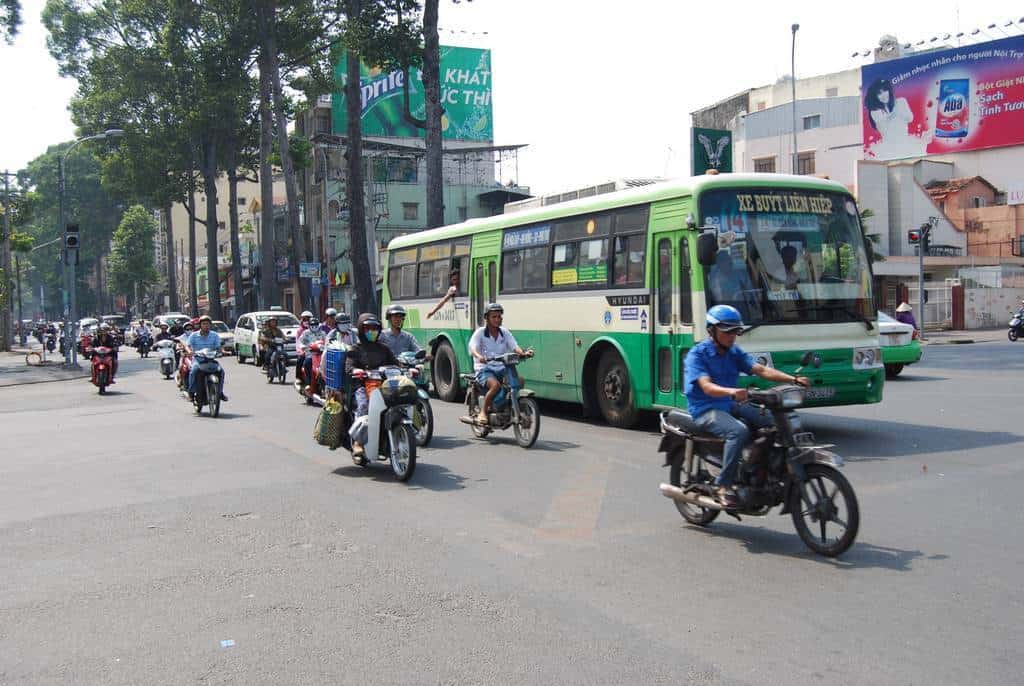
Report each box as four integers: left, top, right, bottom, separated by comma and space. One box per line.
1, 170, 14, 352
791, 24, 800, 174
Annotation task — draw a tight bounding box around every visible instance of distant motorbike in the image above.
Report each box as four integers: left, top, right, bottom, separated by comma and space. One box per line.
1009, 309, 1024, 342
398, 349, 433, 447
346, 365, 418, 481
458, 352, 539, 448
295, 338, 327, 406
266, 337, 288, 384
79, 331, 93, 359
89, 346, 115, 395
155, 339, 176, 379
45, 331, 56, 353
188, 348, 225, 417
657, 352, 860, 557
136, 332, 152, 358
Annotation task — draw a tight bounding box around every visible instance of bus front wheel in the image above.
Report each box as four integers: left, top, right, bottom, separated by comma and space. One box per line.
595, 350, 638, 428
433, 340, 461, 403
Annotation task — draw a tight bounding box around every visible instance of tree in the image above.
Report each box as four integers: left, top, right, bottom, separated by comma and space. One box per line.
107, 205, 158, 310
1, 0, 21, 43
859, 208, 885, 264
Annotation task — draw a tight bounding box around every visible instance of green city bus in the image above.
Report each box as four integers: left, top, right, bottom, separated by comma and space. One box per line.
383, 173, 884, 427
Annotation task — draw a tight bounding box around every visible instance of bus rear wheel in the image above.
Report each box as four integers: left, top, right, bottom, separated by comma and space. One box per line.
595, 349, 638, 428
432, 340, 461, 403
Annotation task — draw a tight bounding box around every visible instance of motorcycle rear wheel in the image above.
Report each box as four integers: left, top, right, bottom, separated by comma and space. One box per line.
97, 371, 108, 395
1009, 329, 1018, 342
789, 464, 859, 557
668, 447, 719, 526
389, 424, 417, 481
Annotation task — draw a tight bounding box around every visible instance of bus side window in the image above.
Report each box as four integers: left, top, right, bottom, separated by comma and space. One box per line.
679, 238, 693, 325
657, 238, 671, 325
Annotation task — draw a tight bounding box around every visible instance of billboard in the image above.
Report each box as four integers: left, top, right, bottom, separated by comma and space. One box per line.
691, 128, 733, 174
861, 35, 1024, 160
333, 46, 492, 141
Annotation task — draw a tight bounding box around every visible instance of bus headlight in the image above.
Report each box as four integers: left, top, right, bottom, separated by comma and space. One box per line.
853, 346, 882, 369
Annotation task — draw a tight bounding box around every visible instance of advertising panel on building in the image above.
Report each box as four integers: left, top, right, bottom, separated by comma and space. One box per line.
333, 46, 492, 141
861, 35, 1024, 160
691, 128, 733, 174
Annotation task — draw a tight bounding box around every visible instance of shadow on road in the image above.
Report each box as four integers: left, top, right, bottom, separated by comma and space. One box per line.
803, 416, 1021, 459
690, 523, 945, 571
330, 461, 467, 491
884, 374, 949, 383
425, 435, 473, 450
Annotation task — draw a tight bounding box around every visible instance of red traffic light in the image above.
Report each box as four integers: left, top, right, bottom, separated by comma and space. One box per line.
907, 229, 921, 244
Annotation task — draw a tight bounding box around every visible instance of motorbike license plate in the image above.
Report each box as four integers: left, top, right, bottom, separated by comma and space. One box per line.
803, 386, 836, 401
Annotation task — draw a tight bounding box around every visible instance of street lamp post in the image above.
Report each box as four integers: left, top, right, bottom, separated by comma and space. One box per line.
59, 129, 124, 367
791, 23, 800, 175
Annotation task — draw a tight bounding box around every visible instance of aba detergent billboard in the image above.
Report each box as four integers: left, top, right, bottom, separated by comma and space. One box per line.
333, 46, 492, 141
861, 35, 1024, 160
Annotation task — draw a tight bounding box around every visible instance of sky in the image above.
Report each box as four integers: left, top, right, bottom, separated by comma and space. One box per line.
2, 0, 1022, 193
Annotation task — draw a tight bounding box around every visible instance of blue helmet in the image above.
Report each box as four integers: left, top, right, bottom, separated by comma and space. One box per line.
706, 305, 745, 332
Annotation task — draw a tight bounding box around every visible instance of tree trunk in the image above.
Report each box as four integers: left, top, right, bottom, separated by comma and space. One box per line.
227, 164, 243, 324
198, 140, 223, 321
164, 204, 179, 312
422, 0, 444, 229
258, 0, 309, 310
258, 59, 276, 310
343, 9, 377, 315
188, 168, 198, 317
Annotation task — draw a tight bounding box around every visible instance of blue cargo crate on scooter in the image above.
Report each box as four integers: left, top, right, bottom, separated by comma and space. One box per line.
325, 346, 346, 392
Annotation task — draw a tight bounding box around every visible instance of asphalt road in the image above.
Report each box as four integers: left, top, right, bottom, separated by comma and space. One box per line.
1, 343, 1021, 685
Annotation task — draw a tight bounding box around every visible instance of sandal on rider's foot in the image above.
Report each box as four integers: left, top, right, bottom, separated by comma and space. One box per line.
352, 442, 365, 458
475, 411, 488, 425
716, 487, 740, 508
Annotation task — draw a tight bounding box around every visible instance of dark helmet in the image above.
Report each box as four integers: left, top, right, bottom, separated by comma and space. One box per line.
356, 312, 382, 343
706, 304, 745, 333
484, 302, 504, 316
386, 304, 407, 318
336, 312, 352, 326
308, 318, 320, 328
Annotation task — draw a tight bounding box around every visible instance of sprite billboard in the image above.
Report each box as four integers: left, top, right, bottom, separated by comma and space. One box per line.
333, 46, 493, 141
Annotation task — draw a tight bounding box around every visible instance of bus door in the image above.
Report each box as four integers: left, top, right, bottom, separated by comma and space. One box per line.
471, 257, 497, 328
651, 232, 695, 408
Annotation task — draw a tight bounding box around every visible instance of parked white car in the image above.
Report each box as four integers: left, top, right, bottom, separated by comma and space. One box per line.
211, 320, 235, 354
234, 310, 301, 365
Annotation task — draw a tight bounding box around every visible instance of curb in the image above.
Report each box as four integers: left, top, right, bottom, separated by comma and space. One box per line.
0, 372, 90, 388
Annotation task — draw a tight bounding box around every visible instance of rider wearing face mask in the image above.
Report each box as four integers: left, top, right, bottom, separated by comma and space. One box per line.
344, 313, 399, 456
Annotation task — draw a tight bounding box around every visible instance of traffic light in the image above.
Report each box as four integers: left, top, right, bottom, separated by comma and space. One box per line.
907, 229, 920, 245
64, 223, 80, 250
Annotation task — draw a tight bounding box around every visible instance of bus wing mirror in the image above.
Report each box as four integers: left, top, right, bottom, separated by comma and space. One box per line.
697, 232, 718, 266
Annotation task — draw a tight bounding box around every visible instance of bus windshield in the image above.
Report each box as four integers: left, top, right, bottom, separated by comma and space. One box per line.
699, 188, 873, 326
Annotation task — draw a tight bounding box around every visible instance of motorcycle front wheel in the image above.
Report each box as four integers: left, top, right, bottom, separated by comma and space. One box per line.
789, 464, 859, 557
413, 397, 434, 446
207, 377, 221, 418
668, 447, 719, 526
513, 397, 540, 448
389, 424, 417, 482
1009, 328, 1019, 342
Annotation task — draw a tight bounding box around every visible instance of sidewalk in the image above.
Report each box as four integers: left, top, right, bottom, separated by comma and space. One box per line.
920, 327, 1008, 346
0, 343, 90, 387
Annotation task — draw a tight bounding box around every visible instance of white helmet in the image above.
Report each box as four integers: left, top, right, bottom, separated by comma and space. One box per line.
300, 310, 313, 319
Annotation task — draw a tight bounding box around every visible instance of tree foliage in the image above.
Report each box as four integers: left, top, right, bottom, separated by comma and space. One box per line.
1, 0, 21, 43
107, 204, 158, 302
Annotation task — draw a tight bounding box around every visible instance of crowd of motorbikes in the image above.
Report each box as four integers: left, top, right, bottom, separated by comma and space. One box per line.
69, 306, 872, 557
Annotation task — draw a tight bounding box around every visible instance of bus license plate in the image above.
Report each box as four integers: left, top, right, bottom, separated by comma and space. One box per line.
804, 386, 836, 401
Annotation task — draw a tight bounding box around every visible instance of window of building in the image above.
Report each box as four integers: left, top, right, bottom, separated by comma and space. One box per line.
972, 196, 987, 208
797, 151, 816, 175
825, 87, 838, 98
315, 113, 331, 134
802, 114, 821, 130
237, 197, 247, 206
402, 202, 419, 220
374, 157, 418, 184
458, 206, 468, 222
754, 157, 776, 173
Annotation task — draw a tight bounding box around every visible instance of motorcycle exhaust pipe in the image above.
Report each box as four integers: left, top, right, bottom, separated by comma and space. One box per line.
659, 483, 724, 511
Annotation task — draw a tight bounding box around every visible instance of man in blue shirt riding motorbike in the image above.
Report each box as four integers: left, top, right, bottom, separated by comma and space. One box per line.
185, 315, 228, 403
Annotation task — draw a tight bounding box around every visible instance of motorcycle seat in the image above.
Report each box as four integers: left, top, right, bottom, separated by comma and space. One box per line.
664, 409, 725, 443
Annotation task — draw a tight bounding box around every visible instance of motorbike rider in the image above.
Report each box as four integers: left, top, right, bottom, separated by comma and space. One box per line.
297, 317, 323, 392
344, 313, 399, 457
321, 308, 355, 346
468, 303, 534, 425
91, 323, 121, 382
380, 304, 429, 359
295, 310, 315, 377
683, 305, 809, 507
184, 315, 227, 402
258, 315, 286, 370
134, 320, 151, 349
154, 323, 174, 343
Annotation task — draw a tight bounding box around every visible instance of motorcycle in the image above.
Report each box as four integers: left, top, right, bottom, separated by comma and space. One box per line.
346, 366, 418, 481
155, 339, 176, 379
89, 346, 115, 395
458, 351, 539, 448
266, 337, 288, 384
657, 352, 860, 557
1009, 309, 1024, 342
397, 350, 433, 446
136, 332, 152, 358
45, 331, 56, 353
79, 331, 93, 359
188, 348, 225, 417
